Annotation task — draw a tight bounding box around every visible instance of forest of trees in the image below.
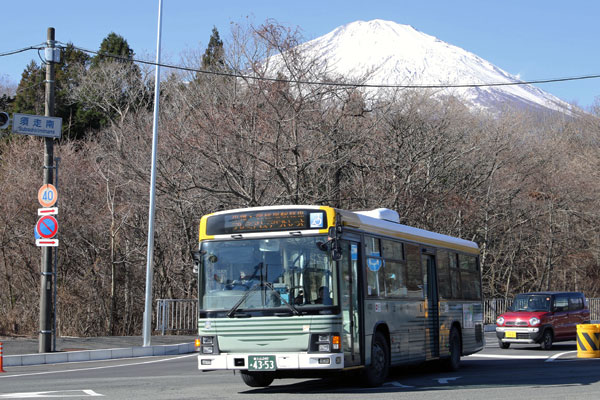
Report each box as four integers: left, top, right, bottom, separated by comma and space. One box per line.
1, 21, 599, 336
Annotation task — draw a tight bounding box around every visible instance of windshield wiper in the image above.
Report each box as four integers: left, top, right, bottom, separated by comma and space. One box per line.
226, 281, 302, 318
264, 282, 302, 316
227, 282, 262, 318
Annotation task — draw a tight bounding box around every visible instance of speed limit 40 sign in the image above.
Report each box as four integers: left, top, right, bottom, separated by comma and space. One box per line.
38, 184, 58, 207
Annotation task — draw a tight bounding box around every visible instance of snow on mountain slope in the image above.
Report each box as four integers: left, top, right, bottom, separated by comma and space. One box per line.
273, 19, 573, 114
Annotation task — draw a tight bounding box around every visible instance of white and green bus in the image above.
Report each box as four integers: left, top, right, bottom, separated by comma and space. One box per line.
193, 205, 484, 387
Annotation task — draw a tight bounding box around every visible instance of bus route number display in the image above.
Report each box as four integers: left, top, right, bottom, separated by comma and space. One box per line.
206, 210, 326, 235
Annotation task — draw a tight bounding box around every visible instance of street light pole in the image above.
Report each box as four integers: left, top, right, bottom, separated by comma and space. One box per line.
142, 0, 163, 347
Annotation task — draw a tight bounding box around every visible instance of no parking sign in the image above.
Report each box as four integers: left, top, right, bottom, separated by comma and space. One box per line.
36, 215, 58, 239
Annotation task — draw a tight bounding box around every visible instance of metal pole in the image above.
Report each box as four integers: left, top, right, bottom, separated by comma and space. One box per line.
39, 27, 55, 354
52, 157, 60, 352
142, 0, 163, 347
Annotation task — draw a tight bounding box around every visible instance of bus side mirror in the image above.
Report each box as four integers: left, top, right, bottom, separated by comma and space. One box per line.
191, 250, 204, 274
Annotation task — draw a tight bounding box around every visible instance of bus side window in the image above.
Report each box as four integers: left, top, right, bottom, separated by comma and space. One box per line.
437, 250, 451, 299
458, 254, 480, 300
449, 252, 462, 299
405, 243, 422, 298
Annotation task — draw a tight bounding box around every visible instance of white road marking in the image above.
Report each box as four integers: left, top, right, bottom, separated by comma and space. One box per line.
546, 351, 577, 362
435, 377, 460, 384
0, 353, 197, 379
383, 381, 414, 388
467, 354, 548, 359
0, 389, 103, 398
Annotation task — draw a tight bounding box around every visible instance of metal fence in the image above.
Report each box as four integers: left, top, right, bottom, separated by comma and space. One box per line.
155, 298, 600, 334
155, 299, 197, 335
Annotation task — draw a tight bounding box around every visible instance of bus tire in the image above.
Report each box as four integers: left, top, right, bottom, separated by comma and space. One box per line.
442, 327, 461, 371
240, 371, 275, 387
363, 331, 390, 387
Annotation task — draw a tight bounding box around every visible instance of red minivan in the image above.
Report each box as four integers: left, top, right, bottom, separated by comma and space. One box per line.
496, 292, 590, 350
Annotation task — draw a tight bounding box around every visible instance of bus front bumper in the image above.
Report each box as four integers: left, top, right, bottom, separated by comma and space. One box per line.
198, 352, 344, 371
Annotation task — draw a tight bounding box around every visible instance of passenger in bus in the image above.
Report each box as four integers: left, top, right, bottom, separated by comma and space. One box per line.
294, 289, 304, 305
315, 286, 332, 305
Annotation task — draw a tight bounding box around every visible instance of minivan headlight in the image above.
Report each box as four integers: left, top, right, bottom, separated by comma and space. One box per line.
496, 316, 505, 326
529, 317, 540, 326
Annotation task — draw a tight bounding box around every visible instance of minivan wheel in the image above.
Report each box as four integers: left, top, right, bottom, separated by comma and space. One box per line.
540, 330, 553, 350
499, 340, 510, 349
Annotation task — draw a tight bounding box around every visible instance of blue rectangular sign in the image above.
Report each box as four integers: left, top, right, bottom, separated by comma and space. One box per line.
12, 113, 62, 139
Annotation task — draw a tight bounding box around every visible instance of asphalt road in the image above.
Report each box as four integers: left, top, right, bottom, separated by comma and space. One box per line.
1, 332, 599, 399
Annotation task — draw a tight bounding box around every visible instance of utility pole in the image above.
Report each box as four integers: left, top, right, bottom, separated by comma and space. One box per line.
39, 27, 56, 353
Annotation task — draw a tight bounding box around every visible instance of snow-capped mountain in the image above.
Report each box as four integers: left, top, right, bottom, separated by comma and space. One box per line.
274, 19, 573, 114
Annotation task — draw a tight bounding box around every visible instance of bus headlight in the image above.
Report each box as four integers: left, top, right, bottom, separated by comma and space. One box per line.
310, 333, 341, 353
198, 336, 219, 355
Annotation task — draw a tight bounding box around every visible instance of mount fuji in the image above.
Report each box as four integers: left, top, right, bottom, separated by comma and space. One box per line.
275, 19, 574, 114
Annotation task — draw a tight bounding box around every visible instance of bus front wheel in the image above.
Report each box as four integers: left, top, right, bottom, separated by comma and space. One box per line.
363, 331, 390, 387
240, 371, 275, 387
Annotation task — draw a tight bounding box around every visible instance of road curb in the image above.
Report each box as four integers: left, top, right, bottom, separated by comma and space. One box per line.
3, 342, 195, 367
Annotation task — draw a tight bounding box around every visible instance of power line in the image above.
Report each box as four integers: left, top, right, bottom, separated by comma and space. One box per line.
5, 43, 600, 90
70, 45, 600, 90
0, 44, 45, 57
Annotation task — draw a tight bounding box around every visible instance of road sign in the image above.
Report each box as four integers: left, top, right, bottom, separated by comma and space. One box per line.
38, 184, 58, 208
12, 113, 62, 139
38, 207, 58, 216
36, 239, 59, 247
36, 215, 58, 239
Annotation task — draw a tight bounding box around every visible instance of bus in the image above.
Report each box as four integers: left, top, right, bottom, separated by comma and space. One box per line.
193, 205, 484, 387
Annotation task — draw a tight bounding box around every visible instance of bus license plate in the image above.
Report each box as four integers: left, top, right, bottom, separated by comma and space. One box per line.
505, 331, 517, 338
248, 355, 276, 371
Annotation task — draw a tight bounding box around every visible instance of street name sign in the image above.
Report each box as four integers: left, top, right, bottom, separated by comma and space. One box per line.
13, 113, 62, 139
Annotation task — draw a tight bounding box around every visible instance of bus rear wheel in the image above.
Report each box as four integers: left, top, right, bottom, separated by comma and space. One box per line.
363, 331, 390, 387
442, 327, 461, 371
240, 371, 275, 387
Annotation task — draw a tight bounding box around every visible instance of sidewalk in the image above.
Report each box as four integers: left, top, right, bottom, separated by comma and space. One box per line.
0, 335, 197, 367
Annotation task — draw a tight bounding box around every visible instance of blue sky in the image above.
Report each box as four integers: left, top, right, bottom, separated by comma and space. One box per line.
1, 0, 598, 108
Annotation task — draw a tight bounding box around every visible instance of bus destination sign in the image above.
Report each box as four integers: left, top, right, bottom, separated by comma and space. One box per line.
206, 209, 326, 235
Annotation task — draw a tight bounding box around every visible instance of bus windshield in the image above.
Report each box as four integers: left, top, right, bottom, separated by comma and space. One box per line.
199, 236, 337, 316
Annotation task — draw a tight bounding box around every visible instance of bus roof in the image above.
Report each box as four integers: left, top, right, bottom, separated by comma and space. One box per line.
338, 208, 479, 254
200, 205, 479, 254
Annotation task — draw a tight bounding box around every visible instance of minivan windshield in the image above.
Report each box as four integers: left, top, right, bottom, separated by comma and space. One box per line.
510, 294, 551, 312
198, 236, 337, 316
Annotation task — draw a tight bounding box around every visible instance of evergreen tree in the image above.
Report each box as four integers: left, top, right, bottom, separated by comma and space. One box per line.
202, 27, 225, 70
91, 32, 135, 67
12, 61, 45, 116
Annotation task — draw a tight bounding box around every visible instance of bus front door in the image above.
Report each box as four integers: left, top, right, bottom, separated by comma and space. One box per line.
340, 240, 361, 367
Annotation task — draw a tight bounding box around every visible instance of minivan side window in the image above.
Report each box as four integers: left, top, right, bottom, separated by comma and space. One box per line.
569, 295, 583, 311
553, 295, 569, 312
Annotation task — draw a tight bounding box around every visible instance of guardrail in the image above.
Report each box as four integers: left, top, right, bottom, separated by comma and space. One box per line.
155, 297, 600, 333
155, 299, 197, 335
